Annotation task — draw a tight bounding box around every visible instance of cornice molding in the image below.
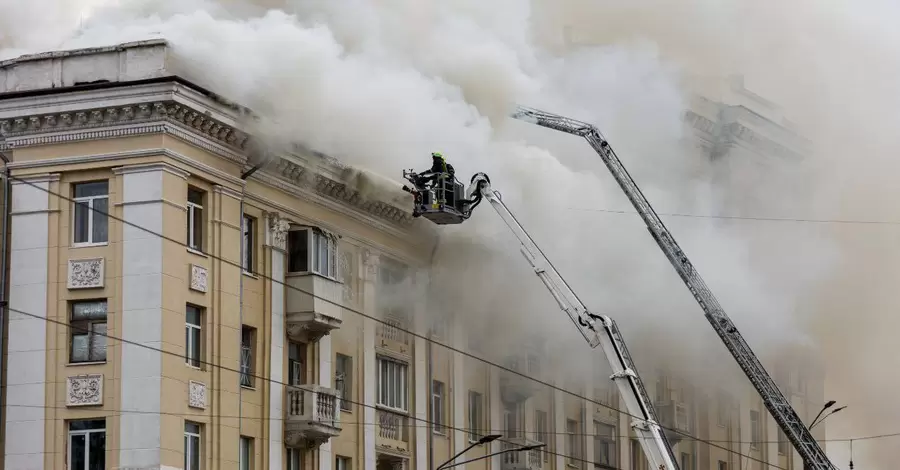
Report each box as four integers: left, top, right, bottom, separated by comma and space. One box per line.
0, 100, 250, 161
0, 84, 430, 235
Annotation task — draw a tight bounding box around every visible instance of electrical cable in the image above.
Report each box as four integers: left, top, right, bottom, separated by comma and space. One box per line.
4, 172, 796, 468
0, 401, 891, 444
567, 206, 900, 226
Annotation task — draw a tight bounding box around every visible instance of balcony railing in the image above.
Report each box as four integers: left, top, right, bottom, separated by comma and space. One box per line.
501, 437, 543, 470
376, 408, 410, 452
284, 384, 342, 448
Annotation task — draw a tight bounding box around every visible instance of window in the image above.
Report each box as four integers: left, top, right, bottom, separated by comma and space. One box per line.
535, 410, 549, 462
335, 353, 352, 411
240, 436, 252, 470
503, 403, 523, 439
749, 410, 761, 449
241, 326, 255, 388
187, 187, 204, 251
68, 419, 105, 470
336, 455, 351, 470
70, 300, 108, 363
185, 305, 202, 368
73, 181, 109, 245
630, 439, 647, 470
593, 421, 615, 468
468, 391, 484, 442
777, 428, 788, 455
287, 228, 338, 278
184, 421, 201, 470
242, 215, 255, 273
565, 419, 580, 465
716, 392, 728, 427
287, 448, 301, 470
680, 452, 692, 470
717, 461, 728, 470
432, 380, 446, 434
376, 356, 408, 411
288, 342, 305, 386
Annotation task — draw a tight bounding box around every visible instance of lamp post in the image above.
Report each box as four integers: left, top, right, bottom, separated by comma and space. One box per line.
439, 443, 546, 470
435, 434, 503, 470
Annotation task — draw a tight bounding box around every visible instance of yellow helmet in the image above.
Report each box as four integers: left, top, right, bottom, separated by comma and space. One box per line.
432, 151, 444, 161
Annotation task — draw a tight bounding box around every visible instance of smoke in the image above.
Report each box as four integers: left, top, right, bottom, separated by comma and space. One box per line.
3, 0, 898, 466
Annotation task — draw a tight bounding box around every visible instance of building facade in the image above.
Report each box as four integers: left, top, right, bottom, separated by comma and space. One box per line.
0, 40, 824, 470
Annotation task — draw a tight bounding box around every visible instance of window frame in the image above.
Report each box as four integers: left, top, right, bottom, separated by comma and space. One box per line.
376, 356, 409, 412
565, 418, 580, 466
288, 341, 305, 386
335, 353, 353, 412
431, 380, 446, 435
335, 455, 351, 470
185, 305, 203, 369
185, 421, 202, 470
468, 390, 484, 443
186, 187, 205, 252
240, 436, 253, 470
72, 180, 110, 247
287, 448, 302, 470
593, 420, 616, 468
287, 227, 339, 279
240, 326, 256, 388
535, 410, 549, 462
67, 419, 106, 470
749, 410, 761, 449
69, 300, 108, 364
242, 214, 256, 274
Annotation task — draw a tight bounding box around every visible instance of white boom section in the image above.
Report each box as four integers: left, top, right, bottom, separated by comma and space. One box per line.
467, 173, 679, 470
509, 105, 836, 470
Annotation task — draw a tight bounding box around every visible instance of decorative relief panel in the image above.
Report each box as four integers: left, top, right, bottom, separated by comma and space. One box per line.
67, 374, 103, 407
268, 213, 291, 251
67, 258, 104, 289
340, 249, 355, 303
189, 381, 207, 409
190, 264, 208, 293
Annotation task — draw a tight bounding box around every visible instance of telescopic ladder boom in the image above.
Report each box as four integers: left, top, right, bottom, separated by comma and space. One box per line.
468, 173, 680, 470
508, 105, 836, 470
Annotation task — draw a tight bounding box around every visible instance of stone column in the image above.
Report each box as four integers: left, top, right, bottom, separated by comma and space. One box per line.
4, 173, 57, 470
267, 212, 290, 470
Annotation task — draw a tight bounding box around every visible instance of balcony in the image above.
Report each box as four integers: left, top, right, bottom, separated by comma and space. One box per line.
654, 400, 690, 445
284, 385, 342, 448
376, 408, 410, 454
286, 275, 343, 342
499, 349, 542, 404
376, 315, 411, 356
501, 438, 543, 470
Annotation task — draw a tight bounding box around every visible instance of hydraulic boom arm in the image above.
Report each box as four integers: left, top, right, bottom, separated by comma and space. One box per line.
466, 173, 680, 470
509, 105, 836, 470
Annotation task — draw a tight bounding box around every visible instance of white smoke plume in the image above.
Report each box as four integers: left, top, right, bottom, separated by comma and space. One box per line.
3, 0, 896, 466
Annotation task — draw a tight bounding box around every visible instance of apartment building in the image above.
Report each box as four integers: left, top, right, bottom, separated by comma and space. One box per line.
0, 40, 824, 470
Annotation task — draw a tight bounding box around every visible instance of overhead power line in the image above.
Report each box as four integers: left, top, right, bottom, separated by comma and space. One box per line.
3, 172, 834, 469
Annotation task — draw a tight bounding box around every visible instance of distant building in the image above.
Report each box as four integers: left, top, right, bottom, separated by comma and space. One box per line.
0, 39, 824, 470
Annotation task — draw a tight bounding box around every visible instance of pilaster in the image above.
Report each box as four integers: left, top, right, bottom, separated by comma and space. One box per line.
4, 172, 57, 470
115, 162, 186, 469
362, 249, 379, 470
267, 212, 290, 470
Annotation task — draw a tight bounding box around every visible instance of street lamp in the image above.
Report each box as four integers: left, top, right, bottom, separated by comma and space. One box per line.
809, 400, 836, 430
438, 441, 546, 470
436, 434, 502, 470
810, 405, 846, 430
